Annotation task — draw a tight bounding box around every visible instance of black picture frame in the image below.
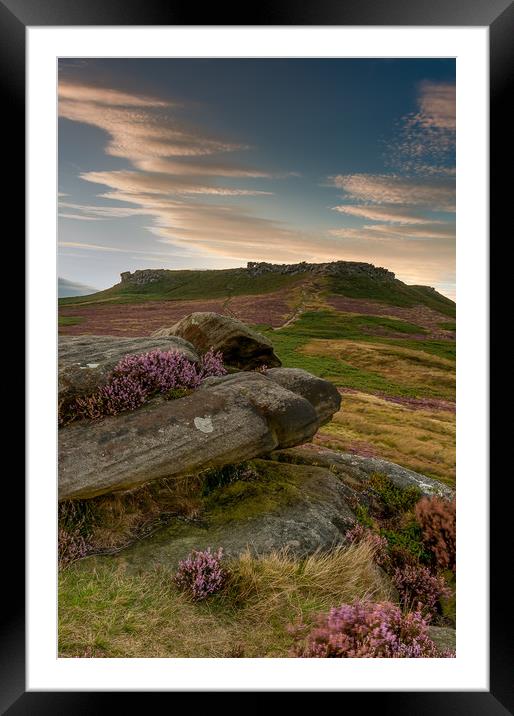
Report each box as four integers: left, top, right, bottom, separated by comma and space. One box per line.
6, 0, 510, 709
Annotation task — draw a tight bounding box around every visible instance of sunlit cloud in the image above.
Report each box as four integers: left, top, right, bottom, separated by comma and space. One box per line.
416, 81, 456, 131
133, 158, 275, 178
59, 81, 172, 108
331, 174, 455, 212
59, 80, 247, 161
329, 222, 454, 241
387, 80, 455, 175
59, 71, 455, 298
331, 204, 443, 224
59, 213, 103, 221
59, 241, 126, 252
80, 170, 273, 197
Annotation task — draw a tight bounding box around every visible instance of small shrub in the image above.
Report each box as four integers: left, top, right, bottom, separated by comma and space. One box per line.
345, 523, 389, 567
292, 601, 453, 658
392, 564, 451, 617
369, 473, 421, 515
381, 521, 432, 565
174, 547, 226, 601
354, 503, 374, 529
415, 496, 456, 572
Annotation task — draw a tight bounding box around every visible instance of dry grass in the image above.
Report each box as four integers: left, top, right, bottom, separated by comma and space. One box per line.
301, 338, 455, 401
59, 475, 204, 560
59, 542, 394, 658
223, 542, 394, 620
315, 391, 456, 485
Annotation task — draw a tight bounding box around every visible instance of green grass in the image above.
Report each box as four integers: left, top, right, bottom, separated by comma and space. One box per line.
385, 338, 455, 362
256, 310, 455, 399
58, 315, 84, 326
276, 310, 427, 340
59, 268, 303, 306
328, 275, 456, 317
59, 541, 394, 658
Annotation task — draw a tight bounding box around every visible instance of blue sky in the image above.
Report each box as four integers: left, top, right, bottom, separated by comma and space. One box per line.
58, 59, 456, 298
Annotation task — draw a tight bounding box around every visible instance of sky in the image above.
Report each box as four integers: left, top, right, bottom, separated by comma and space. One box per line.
58, 58, 456, 298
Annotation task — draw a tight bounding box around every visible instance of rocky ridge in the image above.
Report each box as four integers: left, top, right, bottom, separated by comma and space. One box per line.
119, 260, 395, 287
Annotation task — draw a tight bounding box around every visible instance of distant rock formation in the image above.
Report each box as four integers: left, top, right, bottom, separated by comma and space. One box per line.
119, 260, 396, 287
246, 260, 395, 280
120, 269, 164, 286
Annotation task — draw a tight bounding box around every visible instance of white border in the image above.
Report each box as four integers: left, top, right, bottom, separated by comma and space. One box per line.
27, 26, 489, 691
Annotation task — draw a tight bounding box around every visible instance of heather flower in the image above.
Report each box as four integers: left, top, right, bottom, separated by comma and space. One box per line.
174, 547, 226, 601
292, 601, 453, 658
392, 564, 451, 617
197, 348, 226, 381
59, 348, 226, 424
345, 523, 389, 567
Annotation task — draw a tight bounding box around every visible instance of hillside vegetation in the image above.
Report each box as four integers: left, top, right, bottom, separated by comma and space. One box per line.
59, 265, 454, 319
59, 268, 303, 306
58, 262, 455, 483
58, 263, 456, 660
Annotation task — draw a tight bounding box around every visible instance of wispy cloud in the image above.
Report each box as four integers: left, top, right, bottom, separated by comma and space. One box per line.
332, 204, 443, 225
59, 80, 246, 161
416, 81, 456, 131
329, 222, 455, 241
328, 80, 455, 264
59, 73, 455, 296
133, 158, 276, 178
387, 80, 456, 175
330, 174, 455, 212
80, 170, 273, 197
59, 241, 126, 252
59, 213, 104, 221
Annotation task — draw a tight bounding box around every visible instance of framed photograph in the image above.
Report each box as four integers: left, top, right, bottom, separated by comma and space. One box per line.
7, 0, 508, 707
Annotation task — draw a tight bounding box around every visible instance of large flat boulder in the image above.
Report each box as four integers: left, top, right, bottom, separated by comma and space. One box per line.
58, 370, 340, 501
59, 335, 199, 403
101, 460, 361, 570
152, 312, 281, 370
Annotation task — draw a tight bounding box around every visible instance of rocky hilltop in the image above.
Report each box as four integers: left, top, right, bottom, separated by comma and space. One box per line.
246, 260, 395, 280
119, 260, 395, 287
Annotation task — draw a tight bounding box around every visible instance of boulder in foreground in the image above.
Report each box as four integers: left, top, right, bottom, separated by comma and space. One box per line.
152, 312, 281, 370
58, 370, 341, 501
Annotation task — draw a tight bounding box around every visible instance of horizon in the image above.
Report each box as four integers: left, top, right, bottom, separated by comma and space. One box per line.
58, 58, 456, 299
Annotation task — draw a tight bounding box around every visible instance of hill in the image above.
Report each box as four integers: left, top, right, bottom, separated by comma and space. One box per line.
59, 260, 454, 316
58, 259, 455, 483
